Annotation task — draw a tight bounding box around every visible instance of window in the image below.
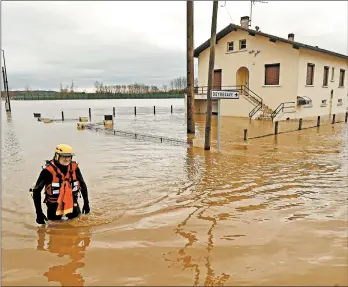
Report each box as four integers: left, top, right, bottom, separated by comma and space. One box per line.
227, 41, 234, 52
339, 69, 345, 87
306, 63, 315, 85
265, 63, 280, 85
321, 99, 327, 107
338, 99, 343, 106
331, 67, 335, 81
239, 39, 246, 50
323, 66, 329, 86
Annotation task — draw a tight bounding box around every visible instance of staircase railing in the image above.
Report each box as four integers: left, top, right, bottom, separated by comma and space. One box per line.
271, 102, 296, 120
193, 85, 264, 119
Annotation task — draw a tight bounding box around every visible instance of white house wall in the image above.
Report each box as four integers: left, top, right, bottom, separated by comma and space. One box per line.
295, 49, 348, 119
197, 30, 300, 113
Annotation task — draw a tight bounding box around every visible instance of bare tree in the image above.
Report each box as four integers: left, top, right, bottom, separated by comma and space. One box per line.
70, 80, 75, 93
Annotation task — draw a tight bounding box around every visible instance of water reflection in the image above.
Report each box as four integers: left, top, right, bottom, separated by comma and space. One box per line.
165, 149, 232, 286
36, 223, 91, 286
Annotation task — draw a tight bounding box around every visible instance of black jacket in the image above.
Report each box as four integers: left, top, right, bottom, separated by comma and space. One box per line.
31, 160, 89, 214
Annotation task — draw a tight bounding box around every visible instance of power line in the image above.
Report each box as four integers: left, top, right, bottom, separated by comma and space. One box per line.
221, 1, 233, 24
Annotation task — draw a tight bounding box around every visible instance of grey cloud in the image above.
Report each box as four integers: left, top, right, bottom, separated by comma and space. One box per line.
2, 2, 187, 90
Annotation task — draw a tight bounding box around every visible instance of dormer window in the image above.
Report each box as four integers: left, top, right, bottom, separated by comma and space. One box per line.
227, 41, 234, 52
239, 39, 247, 50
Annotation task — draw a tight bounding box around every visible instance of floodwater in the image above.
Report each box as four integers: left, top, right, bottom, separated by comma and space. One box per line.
1, 99, 347, 286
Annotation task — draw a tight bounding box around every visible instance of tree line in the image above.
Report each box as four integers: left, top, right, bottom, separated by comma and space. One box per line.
62, 76, 198, 94
4, 76, 199, 97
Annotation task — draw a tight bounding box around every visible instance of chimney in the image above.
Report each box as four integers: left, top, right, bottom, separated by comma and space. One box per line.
288, 33, 295, 41
240, 16, 250, 29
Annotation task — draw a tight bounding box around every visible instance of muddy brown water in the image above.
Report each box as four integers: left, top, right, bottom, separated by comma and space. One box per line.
1, 100, 347, 286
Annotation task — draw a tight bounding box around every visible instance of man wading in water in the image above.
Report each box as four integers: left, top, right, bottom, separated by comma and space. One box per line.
29, 144, 90, 225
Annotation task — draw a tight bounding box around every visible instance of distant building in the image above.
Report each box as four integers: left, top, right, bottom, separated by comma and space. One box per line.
187, 16, 348, 121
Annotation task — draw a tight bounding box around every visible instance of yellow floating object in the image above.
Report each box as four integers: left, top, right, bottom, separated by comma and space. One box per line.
77, 123, 85, 130
43, 118, 53, 123
103, 120, 114, 127
79, 117, 88, 122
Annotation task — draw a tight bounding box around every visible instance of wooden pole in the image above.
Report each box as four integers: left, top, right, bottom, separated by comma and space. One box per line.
332, 114, 336, 124
274, 121, 279, 135
345, 112, 348, 123
61, 111, 64, 121
154, 105, 156, 115
298, 118, 302, 130
317, 116, 320, 127
204, 0, 219, 150
244, 129, 248, 141
113, 107, 115, 117
186, 0, 195, 134
89, 108, 91, 121
2, 50, 11, 112
171, 105, 173, 114
134, 106, 137, 116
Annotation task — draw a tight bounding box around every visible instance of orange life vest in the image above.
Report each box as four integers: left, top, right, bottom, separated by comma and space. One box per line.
43, 160, 81, 204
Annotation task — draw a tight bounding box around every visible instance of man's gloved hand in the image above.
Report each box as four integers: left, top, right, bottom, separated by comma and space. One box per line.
36, 213, 48, 225
82, 202, 90, 214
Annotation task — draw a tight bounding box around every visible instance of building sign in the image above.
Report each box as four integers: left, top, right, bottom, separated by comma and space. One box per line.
211, 90, 239, 99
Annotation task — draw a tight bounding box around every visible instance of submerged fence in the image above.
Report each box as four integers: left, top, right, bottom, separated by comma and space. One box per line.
83, 123, 190, 146
243, 113, 348, 140
34, 105, 189, 147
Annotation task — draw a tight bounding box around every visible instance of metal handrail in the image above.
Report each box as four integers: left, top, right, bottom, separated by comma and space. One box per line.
271, 102, 296, 120
194, 85, 243, 95
193, 85, 264, 119
249, 102, 263, 118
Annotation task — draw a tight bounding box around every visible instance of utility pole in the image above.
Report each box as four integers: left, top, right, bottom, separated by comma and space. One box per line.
186, 0, 195, 134
2, 49, 11, 112
204, 0, 218, 150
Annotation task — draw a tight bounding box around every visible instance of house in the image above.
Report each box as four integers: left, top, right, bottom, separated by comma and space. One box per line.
187, 16, 348, 121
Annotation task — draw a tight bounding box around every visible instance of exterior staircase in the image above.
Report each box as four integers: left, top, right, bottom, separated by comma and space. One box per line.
192, 85, 284, 120
241, 86, 273, 120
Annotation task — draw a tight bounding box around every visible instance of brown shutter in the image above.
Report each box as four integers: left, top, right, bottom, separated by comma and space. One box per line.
213, 70, 222, 89
323, 66, 329, 86
339, 69, 345, 87
265, 64, 279, 85
306, 64, 314, 85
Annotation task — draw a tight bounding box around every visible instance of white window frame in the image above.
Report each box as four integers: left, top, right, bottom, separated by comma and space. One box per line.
239, 39, 247, 50
227, 41, 234, 52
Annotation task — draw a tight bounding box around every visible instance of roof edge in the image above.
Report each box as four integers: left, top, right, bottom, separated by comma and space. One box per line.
194, 24, 348, 60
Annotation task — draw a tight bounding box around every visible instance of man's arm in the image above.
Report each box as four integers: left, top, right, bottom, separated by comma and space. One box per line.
76, 167, 89, 204
30, 169, 52, 214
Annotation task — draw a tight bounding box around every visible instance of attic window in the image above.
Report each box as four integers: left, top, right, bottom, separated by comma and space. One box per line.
227, 41, 234, 52
239, 39, 247, 50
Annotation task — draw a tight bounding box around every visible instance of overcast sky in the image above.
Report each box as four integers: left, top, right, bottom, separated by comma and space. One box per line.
1, 1, 347, 91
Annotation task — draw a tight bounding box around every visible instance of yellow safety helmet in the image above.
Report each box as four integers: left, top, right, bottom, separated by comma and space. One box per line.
54, 144, 75, 160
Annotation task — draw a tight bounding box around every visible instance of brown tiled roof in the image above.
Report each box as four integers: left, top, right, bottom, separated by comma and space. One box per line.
194, 23, 348, 60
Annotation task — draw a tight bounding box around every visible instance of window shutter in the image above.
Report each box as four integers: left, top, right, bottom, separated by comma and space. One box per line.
339, 69, 345, 87
213, 70, 222, 89
265, 65, 279, 85
306, 64, 314, 85
323, 67, 329, 86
